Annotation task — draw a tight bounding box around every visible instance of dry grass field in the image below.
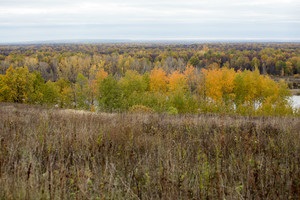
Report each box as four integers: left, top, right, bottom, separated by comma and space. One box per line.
0, 103, 300, 199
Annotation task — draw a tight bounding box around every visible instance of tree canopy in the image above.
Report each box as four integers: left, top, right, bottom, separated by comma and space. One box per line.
0, 43, 299, 116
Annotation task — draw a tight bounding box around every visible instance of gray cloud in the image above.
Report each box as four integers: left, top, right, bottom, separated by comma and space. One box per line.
0, 0, 299, 42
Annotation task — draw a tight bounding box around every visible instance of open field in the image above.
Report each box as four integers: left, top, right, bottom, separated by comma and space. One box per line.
0, 103, 300, 199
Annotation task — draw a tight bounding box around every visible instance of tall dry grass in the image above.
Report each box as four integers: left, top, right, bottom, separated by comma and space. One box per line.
0, 102, 300, 199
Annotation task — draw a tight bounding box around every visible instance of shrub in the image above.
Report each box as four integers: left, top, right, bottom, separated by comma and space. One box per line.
129, 105, 154, 113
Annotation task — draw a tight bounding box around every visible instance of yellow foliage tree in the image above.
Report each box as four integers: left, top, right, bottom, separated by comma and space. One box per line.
94, 68, 108, 96
0, 66, 34, 103
221, 68, 236, 103
202, 68, 235, 103
202, 68, 222, 102
89, 68, 108, 106
0, 74, 10, 102
96, 68, 108, 83
55, 78, 73, 108
149, 68, 168, 93
168, 70, 187, 93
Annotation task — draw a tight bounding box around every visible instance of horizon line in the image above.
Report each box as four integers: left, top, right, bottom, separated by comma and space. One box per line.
1, 37, 300, 45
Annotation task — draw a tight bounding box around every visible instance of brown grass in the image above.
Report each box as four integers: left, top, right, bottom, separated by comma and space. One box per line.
0, 102, 300, 199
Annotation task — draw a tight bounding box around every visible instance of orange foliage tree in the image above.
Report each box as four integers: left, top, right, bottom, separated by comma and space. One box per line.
201, 67, 235, 104
149, 68, 168, 93
168, 70, 187, 93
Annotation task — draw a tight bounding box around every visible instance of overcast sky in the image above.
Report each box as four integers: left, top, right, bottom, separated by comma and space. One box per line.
0, 0, 299, 43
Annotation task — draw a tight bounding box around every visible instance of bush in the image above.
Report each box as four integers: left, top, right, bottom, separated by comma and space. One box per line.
129, 105, 154, 113
167, 106, 178, 115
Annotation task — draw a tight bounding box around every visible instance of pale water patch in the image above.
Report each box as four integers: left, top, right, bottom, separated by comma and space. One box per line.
291, 96, 300, 109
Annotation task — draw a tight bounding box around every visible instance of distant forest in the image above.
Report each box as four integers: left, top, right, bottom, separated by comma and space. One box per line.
0, 43, 300, 80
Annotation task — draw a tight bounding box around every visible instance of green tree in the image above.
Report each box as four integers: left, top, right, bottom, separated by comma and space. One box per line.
42, 81, 59, 105
119, 70, 148, 108
28, 72, 46, 104
188, 55, 200, 67
75, 73, 89, 109
98, 75, 122, 111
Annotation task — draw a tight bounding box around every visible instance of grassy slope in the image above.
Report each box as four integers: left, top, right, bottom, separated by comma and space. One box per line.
0, 103, 300, 199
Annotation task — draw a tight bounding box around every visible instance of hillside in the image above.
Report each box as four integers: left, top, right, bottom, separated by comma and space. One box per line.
0, 103, 300, 199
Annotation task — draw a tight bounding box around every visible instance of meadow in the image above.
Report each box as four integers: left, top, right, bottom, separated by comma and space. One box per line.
1, 103, 299, 199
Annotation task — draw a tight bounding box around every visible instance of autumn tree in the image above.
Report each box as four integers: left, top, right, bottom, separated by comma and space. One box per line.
233, 68, 291, 115
55, 78, 73, 108
98, 75, 122, 111
75, 73, 89, 109
166, 70, 186, 112
42, 81, 59, 105
168, 70, 187, 93
149, 68, 168, 93
0, 66, 34, 103
28, 71, 46, 104
0, 73, 10, 102
188, 55, 200, 68
184, 65, 198, 93
119, 70, 148, 108
201, 68, 235, 103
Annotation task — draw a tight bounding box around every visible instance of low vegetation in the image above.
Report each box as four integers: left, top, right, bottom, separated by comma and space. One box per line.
1, 103, 299, 199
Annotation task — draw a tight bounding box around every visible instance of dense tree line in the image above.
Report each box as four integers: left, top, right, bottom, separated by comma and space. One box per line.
0, 64, 295, 115
0, 43, 299, 115
0, 43, 300, 80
